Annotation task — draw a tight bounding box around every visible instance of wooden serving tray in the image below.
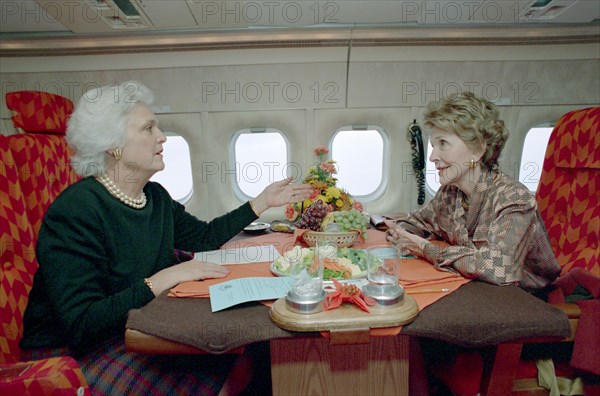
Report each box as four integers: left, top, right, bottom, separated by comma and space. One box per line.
270, 294, 419, 332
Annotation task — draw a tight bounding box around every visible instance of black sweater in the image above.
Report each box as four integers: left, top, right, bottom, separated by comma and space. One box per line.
20, 177, 256, 352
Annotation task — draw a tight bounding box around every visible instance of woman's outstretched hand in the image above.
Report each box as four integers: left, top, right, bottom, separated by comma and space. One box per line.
250, 177, 313, 215
145, 260, 230, 296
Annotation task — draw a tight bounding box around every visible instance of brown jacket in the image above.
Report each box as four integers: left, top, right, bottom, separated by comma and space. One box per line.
397, 170, 561, 290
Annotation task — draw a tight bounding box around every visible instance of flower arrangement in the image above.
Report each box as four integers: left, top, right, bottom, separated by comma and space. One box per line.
285, 147, 364, 224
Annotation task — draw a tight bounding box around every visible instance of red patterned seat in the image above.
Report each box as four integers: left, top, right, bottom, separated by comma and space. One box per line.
536, 106, 600, 277
483, 107, 600, 395
1, 136, 89, 394
5, 91, 80, 238
1, 92, 89, 394
0, 137, 36, 364
6, 134, 80, 238
1, 357, 88, 395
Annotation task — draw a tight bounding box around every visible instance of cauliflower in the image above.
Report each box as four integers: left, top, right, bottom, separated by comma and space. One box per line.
275, 246, 312, 273
337, 257, 363, 277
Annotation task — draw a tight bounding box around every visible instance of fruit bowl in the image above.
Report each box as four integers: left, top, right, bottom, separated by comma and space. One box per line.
302, 230, 359, 248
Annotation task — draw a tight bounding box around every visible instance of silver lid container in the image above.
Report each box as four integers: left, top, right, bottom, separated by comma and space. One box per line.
285, 289, 326, 314
362, 284, 405, 306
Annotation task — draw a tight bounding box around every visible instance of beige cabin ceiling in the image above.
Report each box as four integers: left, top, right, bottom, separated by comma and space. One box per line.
1, 0, 599, 33
0, 0, 599, 55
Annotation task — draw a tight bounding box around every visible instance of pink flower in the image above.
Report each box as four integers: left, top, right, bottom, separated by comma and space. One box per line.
319, 162, 337, 174
353, 201, 364, 212
284, 205, 299, 221
314, 147, 329, 156
309, 188, 320, 199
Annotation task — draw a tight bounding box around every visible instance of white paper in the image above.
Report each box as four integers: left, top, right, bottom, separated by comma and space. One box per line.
195, 245, 280, 265
209, 277, 293, 312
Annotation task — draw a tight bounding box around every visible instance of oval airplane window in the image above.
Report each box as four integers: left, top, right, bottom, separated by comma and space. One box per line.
232, 129, 289, 199
518, 125, 554, 192
425, 141, 441, 194
331, 127, 387, 200
150, 134, 193, 203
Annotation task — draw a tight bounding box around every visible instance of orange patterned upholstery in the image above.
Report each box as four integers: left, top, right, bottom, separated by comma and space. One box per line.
0, 357, 88, 395
7, 134, 80, 238
4, 91, 80, 238
0, 136, 89, 394
5, 91, 74, 135
1, 92, 89, 393
0, 137, 36, 364
536, 106, 600, 277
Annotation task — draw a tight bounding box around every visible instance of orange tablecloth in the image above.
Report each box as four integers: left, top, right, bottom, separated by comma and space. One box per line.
169, 229, 469, 312
128, 229, 569, 351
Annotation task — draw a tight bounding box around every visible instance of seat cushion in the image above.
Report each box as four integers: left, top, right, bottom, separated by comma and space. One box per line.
401, 282, 571, 346
0, 356, 89, 395
5, 91, 74, 135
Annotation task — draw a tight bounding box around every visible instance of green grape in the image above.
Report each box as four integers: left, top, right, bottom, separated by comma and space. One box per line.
331, 208, 368, 234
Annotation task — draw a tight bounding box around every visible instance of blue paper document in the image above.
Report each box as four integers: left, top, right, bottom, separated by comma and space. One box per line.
209, 277, 293, 312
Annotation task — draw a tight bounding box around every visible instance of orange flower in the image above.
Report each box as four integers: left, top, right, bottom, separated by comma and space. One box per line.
309, 188, 320, 199
323, 279, 376, 313
284, 205, 299, 221
311, 181, 329, 190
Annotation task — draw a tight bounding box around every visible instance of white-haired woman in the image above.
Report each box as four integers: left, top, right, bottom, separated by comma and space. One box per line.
20, 81, 311, 395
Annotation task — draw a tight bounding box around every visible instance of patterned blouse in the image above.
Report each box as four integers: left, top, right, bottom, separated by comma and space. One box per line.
396, 170, 561, 290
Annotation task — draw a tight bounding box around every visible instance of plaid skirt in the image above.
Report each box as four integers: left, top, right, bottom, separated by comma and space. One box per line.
21, 337, 237, 396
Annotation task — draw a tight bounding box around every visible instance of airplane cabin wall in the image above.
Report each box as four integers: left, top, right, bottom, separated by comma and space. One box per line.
1, 42, 598, 221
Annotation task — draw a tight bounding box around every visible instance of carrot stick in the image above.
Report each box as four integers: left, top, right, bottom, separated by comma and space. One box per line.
323, 258, 351, 278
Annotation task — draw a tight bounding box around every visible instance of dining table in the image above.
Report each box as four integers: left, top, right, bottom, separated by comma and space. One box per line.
125, 228, 571, 396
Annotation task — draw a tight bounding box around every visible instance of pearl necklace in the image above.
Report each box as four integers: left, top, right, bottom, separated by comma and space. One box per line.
96, 174, 147, 209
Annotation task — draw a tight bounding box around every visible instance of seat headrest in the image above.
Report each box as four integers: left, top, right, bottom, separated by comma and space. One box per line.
5, 91, 74, 135
547, 106, 600, 169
